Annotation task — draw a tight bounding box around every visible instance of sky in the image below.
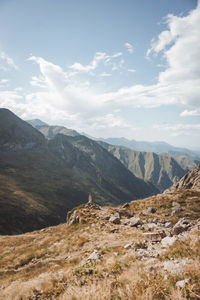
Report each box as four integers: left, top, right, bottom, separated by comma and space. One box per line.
0, 0, 200, 149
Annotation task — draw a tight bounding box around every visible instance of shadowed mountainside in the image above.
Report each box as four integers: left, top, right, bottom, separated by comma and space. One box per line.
0, 109, 158, 234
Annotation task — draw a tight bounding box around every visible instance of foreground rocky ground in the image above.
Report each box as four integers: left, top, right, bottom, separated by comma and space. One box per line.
0, 188, 200, 299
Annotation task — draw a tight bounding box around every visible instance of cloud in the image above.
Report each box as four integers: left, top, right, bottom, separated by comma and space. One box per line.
70, 51, 122, 73
125, 42, 134, 54
0, 52, 18, 71
180, 109, 200, 117
100, 73, 112, 77
154, 123, 200, 137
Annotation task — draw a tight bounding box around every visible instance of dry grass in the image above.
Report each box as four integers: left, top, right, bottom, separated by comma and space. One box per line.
0, 190, 200, 299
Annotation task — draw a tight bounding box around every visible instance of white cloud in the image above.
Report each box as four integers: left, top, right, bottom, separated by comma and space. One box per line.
70, 51, 122, 73
125, 42, 134, 54
127, 69, 136, 73
154, 123, 200, 137
100, 73, 112, 77
180, 109, 200, 117
0, 52, 18, 71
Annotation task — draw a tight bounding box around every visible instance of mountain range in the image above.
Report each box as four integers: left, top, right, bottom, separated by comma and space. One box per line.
0, 108, 158, 234
33, 122, 199, 193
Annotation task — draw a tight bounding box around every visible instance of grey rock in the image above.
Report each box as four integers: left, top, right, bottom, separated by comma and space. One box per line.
129, 217, 142, 227
176, 279, 189, 288
161, 236, 177, 247
87, 250, 102, 262
142, 207, 157, 215
144, 231, 166, 242
109, 214, 120, 224
124, 242, 133, 249
171, 219, 191, 235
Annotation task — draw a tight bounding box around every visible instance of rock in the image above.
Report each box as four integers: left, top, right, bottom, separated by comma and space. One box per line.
116, 209, 133, 218
171, 206, 182, 216
161, 236, 177, 247
143, 231, 166, 242
129, 217, 142, 227
144, 223, 157, 231
165, 222, 173, 228
122, 203, 130, 208
110, 227, 118, 233
120, 218, 131, 225
66, 210, 79, 225
172, 201, 181, 208
171, 219, 191, 235
142, 207, 157, 215
87, 250, 102, 262
124, 242, 133, 249
176, 279, 189, 288
109, 214, 120, 224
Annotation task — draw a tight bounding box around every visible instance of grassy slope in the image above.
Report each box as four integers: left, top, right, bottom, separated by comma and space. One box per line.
0, 189, 199, 299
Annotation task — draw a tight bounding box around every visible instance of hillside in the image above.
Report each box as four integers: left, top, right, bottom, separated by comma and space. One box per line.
0, 168, 199, 299
36, 125, 80, 139
0, 109, 158, 235
98, 141, 187, 192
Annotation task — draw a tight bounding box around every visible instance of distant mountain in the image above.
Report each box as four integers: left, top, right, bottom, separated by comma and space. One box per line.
98, 141, 195, 192
96, 137, 199, 159
36, 125, 80, 139
26, 119, 48, 127
0, 109, 158, 234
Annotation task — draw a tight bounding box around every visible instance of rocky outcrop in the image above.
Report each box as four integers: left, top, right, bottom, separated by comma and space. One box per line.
165, 165, 200, 193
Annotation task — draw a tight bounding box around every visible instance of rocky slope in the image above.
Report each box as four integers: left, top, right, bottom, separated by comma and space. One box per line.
0, 109, 158, 235
99, 141, 187, 192
0, 173, 199, 299
165, 165, 200, 193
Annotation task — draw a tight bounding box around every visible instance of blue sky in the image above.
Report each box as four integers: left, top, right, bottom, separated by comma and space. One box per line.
0, 0, 200, 149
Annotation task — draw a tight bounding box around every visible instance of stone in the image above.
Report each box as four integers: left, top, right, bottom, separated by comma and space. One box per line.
109, 214, 120, 224
161, 236, 177, 247
171, 206, 182, 216
116, 209, 133, 218
124, 242, 133, 249
122, 203, 130, 208
172, 201, 181, 208
165, 222, 173, 228
143, 231, 166, 242
171, 219, 191, 235
142, 207, 157, 215
120, 218, 131, 225
129, 217, 142, 227
176, 279, 189, 288
66, 210, 79, 225
87, 250, 102, 262
110, 227, 118, 233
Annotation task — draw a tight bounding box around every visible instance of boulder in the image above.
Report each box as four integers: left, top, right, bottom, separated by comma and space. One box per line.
129, 217, 142, 227
142, 207, 157, 215
109, 213, 120, 224
171, 219, 191, 235
143, 231, 166, 242
176, 279, 189, 288
161, 236, 177, 247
